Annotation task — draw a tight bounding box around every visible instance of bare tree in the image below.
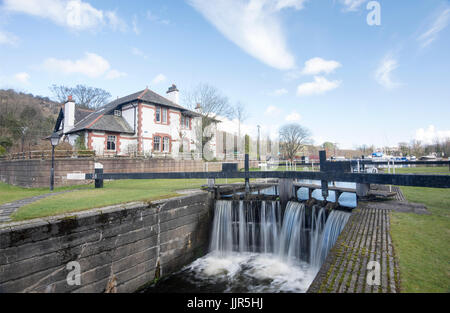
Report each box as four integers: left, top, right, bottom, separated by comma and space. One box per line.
233, 102, 249, 137
183, 84, 233, 156
279, 123, 312, 161
50, 84, 111, 110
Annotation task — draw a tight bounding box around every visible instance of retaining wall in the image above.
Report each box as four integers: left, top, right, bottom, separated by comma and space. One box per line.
0, 158, 258, 188
0, 192, 214, 293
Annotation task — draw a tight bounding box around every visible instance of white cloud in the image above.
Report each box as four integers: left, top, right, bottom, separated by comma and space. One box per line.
285, 112, 301, 122
2, 0, 126, 31
297, 76, 341, 96
270, 88, 288, 96
105, 70, 127, 80
265, 105, 282, 116
42, 52, 125, 79
415, 125, 450, 145
188, 0, 303, 70
301, 57, 342, 75
14, 72, 30, 84
0, 30, 19, 46
374, 55, 400, 89
340, 0, 367, 12
417, 8, 450, 49
152, 74, 167, 84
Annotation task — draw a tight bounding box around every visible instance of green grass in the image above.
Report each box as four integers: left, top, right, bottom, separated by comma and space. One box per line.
389, 166, 450, 175
10, 178, 243, 221
0, 182, 89, 206
389, 166, 450, 293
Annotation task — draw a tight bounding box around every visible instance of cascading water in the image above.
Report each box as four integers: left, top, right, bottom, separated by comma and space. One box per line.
148, 199, 351, 293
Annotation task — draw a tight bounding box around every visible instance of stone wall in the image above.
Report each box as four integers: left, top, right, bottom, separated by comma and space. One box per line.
0, 192, 213, 293
0, 158, 258, 188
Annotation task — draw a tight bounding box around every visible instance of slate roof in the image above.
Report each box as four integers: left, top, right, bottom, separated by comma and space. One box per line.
65, 87, 199, 135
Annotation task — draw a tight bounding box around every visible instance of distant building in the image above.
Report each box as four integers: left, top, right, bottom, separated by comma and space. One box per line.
52, 85, 217, 158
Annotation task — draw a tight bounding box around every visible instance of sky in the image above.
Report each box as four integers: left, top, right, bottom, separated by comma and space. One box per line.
0, 0, 449, 149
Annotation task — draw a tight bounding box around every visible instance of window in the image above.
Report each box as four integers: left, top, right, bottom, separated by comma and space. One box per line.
181, 115, 191, 129
156, 107, 161, 122
181, 115, 190, 129
107, 136, 116, 151
153, 136, 161, 152
162, 108, 168, 123
114, 110, 122, 117
163, 137, 170, 152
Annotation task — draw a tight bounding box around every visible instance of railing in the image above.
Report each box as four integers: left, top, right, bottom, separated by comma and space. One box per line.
3, 150, 95, 160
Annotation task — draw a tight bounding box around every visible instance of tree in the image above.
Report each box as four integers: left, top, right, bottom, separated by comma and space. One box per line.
398, 142, 409, 156
279, 123, 312, 161
50, 84, 111, 109
233, 102, 249, 138
183, 84, 233, 158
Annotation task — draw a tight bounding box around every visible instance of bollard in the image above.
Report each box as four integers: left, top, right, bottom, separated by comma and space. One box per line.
95, 162, 104, 188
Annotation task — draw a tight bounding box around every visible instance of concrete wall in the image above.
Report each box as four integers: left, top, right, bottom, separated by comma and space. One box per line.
0, 158, 258, 188
0, 192, 214, 293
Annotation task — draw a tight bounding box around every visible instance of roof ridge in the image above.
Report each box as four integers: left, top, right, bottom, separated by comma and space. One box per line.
137, 87, 149, 100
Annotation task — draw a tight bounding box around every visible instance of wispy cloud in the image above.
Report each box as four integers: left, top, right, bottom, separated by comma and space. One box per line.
146, 10, 170, 25
152, 74, 167, 84
270, 88, 288, 96
2, 0, 127, 32
131, 47, 148, 59
0, 30, 19, 46
42, 52, 126, 79
374, 54, 401, 89
297, 76, 341, 96
285, 111, 301, 122
265, 105, 282, 116
132, 15, 140, 35
417, 7, 450, 49
188, 0, 306, 70
339, 0, 367, 12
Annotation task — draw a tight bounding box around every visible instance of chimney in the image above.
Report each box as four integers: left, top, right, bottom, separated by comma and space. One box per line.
195, 103, 201, 112
166, 84, 179, 105
63, 95, 75, 134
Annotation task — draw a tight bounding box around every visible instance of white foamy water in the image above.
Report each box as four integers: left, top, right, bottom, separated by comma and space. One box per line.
184, 252, 317, 293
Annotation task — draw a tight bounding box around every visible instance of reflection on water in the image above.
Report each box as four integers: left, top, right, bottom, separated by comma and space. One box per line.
296, 180, 357, 208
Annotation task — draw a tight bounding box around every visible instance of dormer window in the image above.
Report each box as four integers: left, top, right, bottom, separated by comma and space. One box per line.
114, 110, 122, 117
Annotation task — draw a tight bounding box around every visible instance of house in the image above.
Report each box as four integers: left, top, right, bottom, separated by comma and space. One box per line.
53, 85, 216, 158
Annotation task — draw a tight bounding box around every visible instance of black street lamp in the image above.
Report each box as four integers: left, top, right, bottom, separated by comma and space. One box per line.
50, 132, 60, 191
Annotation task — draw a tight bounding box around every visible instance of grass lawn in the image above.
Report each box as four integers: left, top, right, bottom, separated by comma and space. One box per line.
390, 166, 450, 175
389, 167, 450, 293
0, 182, 89, 206
10, 178, 243, 221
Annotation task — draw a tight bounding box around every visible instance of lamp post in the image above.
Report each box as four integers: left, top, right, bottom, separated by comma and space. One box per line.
50, 132, 60, 191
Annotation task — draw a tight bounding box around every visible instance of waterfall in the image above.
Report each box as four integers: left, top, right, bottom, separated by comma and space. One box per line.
210, 200, 350, 269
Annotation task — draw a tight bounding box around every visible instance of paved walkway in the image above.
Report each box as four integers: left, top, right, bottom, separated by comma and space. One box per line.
308, 203, 401, 293
0, 190, 76, 223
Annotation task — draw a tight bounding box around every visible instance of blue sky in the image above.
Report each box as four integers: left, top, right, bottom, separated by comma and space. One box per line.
0, 0, 449, 149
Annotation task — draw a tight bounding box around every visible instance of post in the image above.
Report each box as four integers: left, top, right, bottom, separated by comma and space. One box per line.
95, 163, 104, 189
319, 150, 329, 200
279, 178, 294, 210
50, 145, 55, 191
245, 153, 250, 194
